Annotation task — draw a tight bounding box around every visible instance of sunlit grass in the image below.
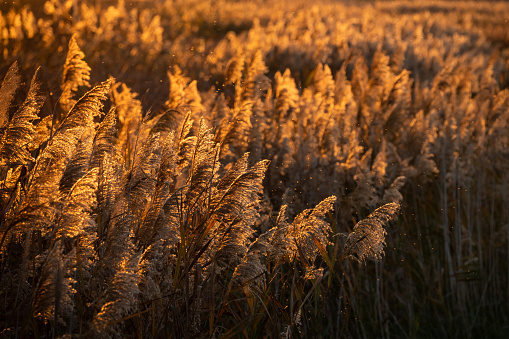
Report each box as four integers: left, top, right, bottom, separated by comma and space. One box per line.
0, 1, 508, 338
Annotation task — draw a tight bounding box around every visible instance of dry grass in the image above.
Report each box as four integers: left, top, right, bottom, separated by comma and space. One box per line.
0, 0, 508, 338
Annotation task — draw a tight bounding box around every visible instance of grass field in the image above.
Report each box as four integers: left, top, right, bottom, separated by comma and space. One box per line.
0, 0, 508, 338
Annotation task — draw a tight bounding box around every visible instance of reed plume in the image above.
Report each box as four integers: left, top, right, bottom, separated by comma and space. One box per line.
342, 202, 400, 263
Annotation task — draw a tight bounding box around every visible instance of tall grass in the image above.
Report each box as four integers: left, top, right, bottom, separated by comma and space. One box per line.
1, 0, 508, 337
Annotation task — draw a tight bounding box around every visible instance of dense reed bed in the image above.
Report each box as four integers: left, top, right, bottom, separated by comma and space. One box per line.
0, 0, 508, 337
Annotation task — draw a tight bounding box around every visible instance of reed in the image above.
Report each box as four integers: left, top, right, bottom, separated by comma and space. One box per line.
1, 1, 508, 337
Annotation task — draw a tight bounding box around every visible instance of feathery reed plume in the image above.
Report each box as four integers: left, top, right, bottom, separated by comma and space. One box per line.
372, 139, 388, 188
60, 35, 91, 112
264, 204, 294, 262
124, 132, 162, 220
176, 112, 195, 172
110, 81, 142, 161
57, 167, 99, 240
342, 202, 400, 263
214, 100, 253, 160
96, 151, 122, 240
212, 155, 270, 220
59, 133, 93, 196
274, 69, 299, 120
136, 132, 177, 248
32, 242, 63, 324
381, 176, 406, 204
90, 107, 118, 169
56, 79, 111, 135
184, 119, 218, 207
158, 131, 177, 186
241, 50, 270, 101
351, 55, 369, 105
350, 150, 379, 209
166, 65, 204, 113
292, 195, 337, 264
313, 64, 335, 103
224, 51, 245, 85
32, 240, 75, 327
249, 196, 336, 271
3, 127, 85, 240
32, 115, 53, 152
149, 109, 181, 139
0, 62, 22, 130
90, 253, 141, 337
231, 252, 266, 290
214, 158, 270, 263
0, 68, 45, 166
